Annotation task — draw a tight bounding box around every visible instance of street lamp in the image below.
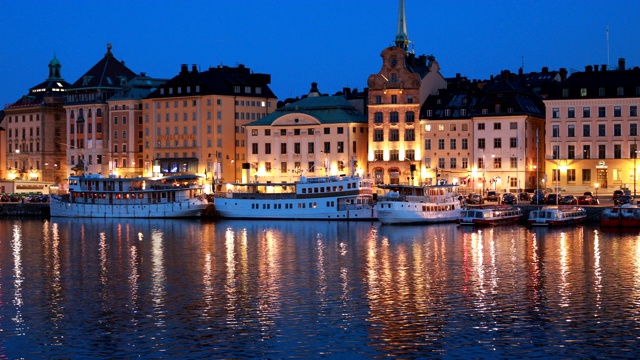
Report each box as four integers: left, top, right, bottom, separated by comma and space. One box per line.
634, 138, 638, 198
595, 182, 599, 203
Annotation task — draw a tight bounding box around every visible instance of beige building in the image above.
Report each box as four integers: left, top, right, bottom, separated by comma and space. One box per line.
244, 83, 369, 184
544, 60, 640, 196
64, 44, 138, 180
142, 64, 276, 190
2, 55, 70, 193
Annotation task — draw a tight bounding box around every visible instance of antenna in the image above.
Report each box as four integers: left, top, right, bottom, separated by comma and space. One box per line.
606, 26, 610, 67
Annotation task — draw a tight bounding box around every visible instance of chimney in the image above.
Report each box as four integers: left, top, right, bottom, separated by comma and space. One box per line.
456, 73, 461, 79
191, 64, 198, 73
559, 68, 568, 81
585, 65, 593, 72
618, 58, 626, 70
518, 67, 523, 75
542, 66, 549, 73
180, 64, 189, 74
594, 64, 599, 72
601, 64, 607, 71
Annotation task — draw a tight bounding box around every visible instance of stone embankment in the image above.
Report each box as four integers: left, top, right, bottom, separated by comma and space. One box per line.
0, 203, 50, 217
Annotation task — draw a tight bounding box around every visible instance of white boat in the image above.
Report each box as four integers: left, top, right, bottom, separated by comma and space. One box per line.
50, 174, 208, 218
600, 203, 640, 228
527, 205, 587, 226
213, 175, 376, 220
458, 205, 523, 226
375, 184, 463, 225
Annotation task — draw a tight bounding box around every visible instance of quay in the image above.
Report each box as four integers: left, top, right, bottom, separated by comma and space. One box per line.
0, 203, 50, 217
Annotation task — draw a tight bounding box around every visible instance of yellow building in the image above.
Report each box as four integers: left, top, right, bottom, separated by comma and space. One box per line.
142, 64, 277, 191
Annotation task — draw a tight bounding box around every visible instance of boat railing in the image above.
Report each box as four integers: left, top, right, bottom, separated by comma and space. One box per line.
216, 191, 297, 200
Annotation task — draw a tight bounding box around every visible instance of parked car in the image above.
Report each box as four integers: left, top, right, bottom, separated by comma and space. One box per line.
467, 193, 484, 205
577, 195, 597, 205
518, 192, 531, 201
560, 195, 578, 205
501, 193, 518, 205
584, 191, 593, 197
544, 193, 560, 204
530, 190, 546, 204
486, 190, 499, 202
615, 195, 634, 205
613, 190, 624, 201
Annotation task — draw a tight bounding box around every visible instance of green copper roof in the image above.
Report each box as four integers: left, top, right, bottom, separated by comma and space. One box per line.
248, 95, 366, 126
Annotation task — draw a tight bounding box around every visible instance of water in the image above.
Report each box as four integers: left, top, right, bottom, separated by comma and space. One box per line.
1, 218, 640, 359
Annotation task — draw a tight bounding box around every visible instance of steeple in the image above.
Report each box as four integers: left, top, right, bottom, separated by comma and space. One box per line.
394, 0, 409, 51
48, 54, 62, 80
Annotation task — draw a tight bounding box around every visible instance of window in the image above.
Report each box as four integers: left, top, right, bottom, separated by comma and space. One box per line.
614, 124, 622, 136
581, 88, 587, 97
337, 127, 344, 134
631, 143, 638, 159
582, 169, 591, 182
390, 112, 399, 123
425, 124, 432, 132
583, 145, 591, 159
389, 129, 399, 141
450, 158, 457, 169
374, 112, 383, 123
510, 137, 517, 148
598, 124, 606, 136
614, 106, 622, 117
438, 158, 445, 169
493, 138, 501, 149
510, 157, 517, 169
552, 125, 560, 137
567, 169, 576, 182
583, 107, 591, 118
450, 138, 456, 150
405, 111, 415, 123
598, 106, 606, 117
553, 144, 560, 159
598, 144, 606, 159
424, 138, 431, 150
405, 149, 415, 161
324, 128, 330, 135
631, 106, 638, 117
438, 124, 445, 132
552, 108, 560, 118
375, 95, 381, 104
478, 157, 485, 169
404, 129, 415, 141
308, 142, 314, 154
374, 150, 384, 161
568, 145, 575, 159
265, 143, 271, 154
450, 124, 457, 131
568, 107, 575, 118
614, 144, 622, 159
308, 161, 315, 172
583, 124, 591, 137
552, 169, 560, 182
374, 129, 383, 142
438, 139, 445, 150
389, 150, 399, 161
294, 142, 301, 154
478, 138, 485, 149
324, 142, 331, 153
493, 157, 502, 169
462, 138, 468, 150
337, 142, 344, 153
631, 123, 638, 137
599, 87, 606, 96
391, 95, 397, 104
280, 143, 287, 154
478, 123, 485, 130
462, 157, 468, 169
493, 123, 501, 130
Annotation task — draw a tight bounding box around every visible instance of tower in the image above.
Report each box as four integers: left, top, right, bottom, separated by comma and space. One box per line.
394, 0, 409, 51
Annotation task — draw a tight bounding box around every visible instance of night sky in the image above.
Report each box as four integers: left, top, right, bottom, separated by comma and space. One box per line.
1, 0, 639, 105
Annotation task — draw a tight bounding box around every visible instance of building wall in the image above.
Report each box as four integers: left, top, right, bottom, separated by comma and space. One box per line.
108, 100, 144, 177
545, 98, 640, 194
64, 103, 109, 177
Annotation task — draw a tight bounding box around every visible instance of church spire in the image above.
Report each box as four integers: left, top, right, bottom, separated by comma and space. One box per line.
394, 0, 409, 51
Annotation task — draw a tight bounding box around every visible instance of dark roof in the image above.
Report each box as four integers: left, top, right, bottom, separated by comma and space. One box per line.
405, 53, 434, 79
247, 95, 366, 126
146, 64, 276, 99
547, 65, 640, 99
5, 78, 70, 109
68, 44, 137, 90
421, 76, 482, 119
108, 76, 168, 101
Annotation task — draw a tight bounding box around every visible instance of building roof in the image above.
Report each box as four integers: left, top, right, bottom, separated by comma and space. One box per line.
546, 62, 640, 100
5, 55, 70, 110
108, 76, 168, 101
421, 76, 481, 119
146, 63, 276, 99
68, 44, 138, 91
247, 91, 366, 126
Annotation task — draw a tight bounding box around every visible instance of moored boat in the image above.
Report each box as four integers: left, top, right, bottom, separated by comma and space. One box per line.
213, 175, 376, 220
375, 184, 463, 225
458, 205, 523, 226
600, 203, 640, 228
50, 174, 208, 218
527, 205, 587, 226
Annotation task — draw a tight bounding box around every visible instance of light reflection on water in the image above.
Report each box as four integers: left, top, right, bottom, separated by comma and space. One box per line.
2, 219, 640, 358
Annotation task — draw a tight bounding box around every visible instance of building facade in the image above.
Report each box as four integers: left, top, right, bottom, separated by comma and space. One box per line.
244, 83, 369, 185
544, 60, 640, 195
142, 64, 276, 190
64, 44, 138, 179
3, 55, 70, 193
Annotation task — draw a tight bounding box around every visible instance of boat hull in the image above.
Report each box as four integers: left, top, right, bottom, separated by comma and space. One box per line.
376, 204, 461, 225
459, 216, 521, 226
214, 199, 376, 220
50, 197, 208, 218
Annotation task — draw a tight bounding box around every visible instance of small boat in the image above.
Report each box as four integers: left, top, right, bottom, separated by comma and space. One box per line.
600, 203, 640, 228
458, 205, 523, 226
375, 184, 463, 225
527, 205, 587, 226
213, 175, 376, 220
50, 174, 208, 218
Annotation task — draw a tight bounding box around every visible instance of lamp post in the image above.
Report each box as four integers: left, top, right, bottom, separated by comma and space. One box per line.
634, 138, 637, 198
595, 182, 599, 203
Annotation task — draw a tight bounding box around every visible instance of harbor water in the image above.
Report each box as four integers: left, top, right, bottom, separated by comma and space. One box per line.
1, 218, 640, 358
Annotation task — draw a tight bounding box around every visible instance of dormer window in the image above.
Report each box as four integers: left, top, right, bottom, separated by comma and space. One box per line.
581, 88, 587, 96
160, 88, 165, 95
245, 86, 251, 93
562, 89, 569, 98
617, 87, 624, 96
234, 86, 240, 93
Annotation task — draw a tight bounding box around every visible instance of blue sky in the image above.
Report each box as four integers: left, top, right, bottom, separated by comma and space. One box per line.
1, 0, 639, 106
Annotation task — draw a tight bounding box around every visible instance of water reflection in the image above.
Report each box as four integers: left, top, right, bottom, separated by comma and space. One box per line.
2, 219, 640, 358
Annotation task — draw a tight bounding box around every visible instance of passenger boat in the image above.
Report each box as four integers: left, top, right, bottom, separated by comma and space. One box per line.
458, 205, 523, 226
375, 184, 463, 225
527, 205, 587, 226
213, 175, 376, 220
50, 174, 208, 218
600, 204, 640, 227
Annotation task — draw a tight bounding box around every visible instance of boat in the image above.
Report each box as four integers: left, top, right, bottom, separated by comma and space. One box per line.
213, 175, 376, 220
375, 184, 463, 225
600, 203, 640, 228
527, 205, 587, 226
458, 205, 523, 226
49, 174, 208, 218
